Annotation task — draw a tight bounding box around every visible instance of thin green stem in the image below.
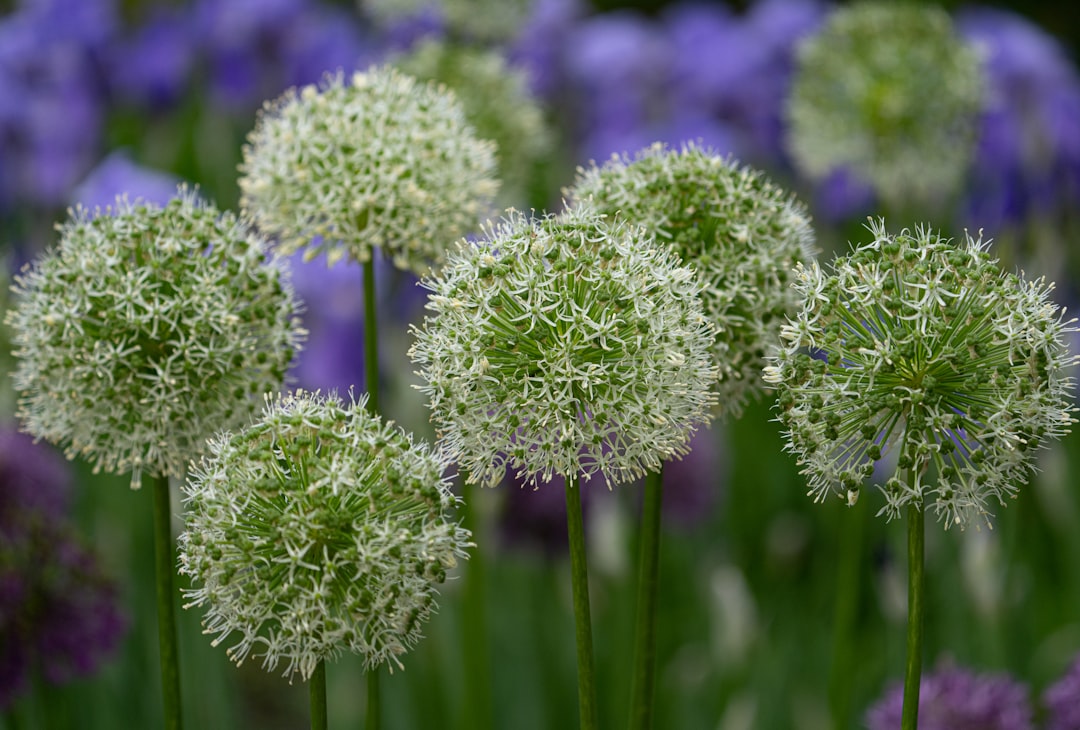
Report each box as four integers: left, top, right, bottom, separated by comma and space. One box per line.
309, 661, 327, 730
151, 474, 182, 730
901, 496, 925, 730
366, 669, 380, 730
460, 490, 494, 730
627, 468, 663, 730
828, 497, 865, 730
565, 475, 599, 730
363, 257, 380, 417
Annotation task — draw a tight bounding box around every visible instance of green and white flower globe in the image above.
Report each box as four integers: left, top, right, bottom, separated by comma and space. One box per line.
179, 390, 471, 680
394, 39, 551, 208
785, 2, 983, 210
765, 219, 1077, 528
238, 66, 500, 275
409, 205, 719, 489
6, 189, 305, 487
568, 142, 816, 417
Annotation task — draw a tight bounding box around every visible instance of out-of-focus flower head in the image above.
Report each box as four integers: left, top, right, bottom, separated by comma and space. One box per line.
865, 661, 1034, 730
6, 188, 306, 487
409, 204, 718, 489
393, 38, 551, 207
1043, 652, 1080, 730
786, 2, 983, 212
508, 0, 585, 100
179, 390, 472, 679
239, 65, 499, 276
766, 219, 1077, 528
0, 427, 125, 709
569, 142, 816, 417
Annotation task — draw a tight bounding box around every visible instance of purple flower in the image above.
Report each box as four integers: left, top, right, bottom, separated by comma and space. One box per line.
0, 426, 125, 709
507, 0, 584, 99
105, 7, 196, 109
957, 7, 1080, 229
0, 8, 105, 208
660, 428, 723, 527
865, 661, 1034, 730
1044, 653, 1080, 730
280, 5, 378, 89
69, 151, 182, 211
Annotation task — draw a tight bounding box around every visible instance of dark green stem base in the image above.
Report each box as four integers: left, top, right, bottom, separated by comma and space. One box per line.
901, 501, 925, 730
151, 474, 182, 730
309, 661, 327, 730
628, 468, 663, 730
565, 476, 599, 730
367, 669, 380, 730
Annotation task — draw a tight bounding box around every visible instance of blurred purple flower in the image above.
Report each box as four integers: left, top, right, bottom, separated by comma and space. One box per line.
661, 0, 825, 163
661, 428, 724, 527
1044, 653, 1080, 730
865, 661, 1034, 730
69, 151, 181, 211
0, 7, 106, 208
812, 167, 877, 223
0, 426, 125, 709
105, 7, 196, 109
281, 5, 378, 89
508, 0, 584, 99
563, 11, 670, 158
376, 5, 446, 52
958, 7, 1080, 229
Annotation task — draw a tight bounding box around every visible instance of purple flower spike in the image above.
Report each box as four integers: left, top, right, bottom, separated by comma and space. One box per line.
1044, 653, 1080, 730
105, 7, 196, 109
865, 661, 1035, 730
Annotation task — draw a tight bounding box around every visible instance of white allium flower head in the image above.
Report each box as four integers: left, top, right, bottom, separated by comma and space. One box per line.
393, 39, 551, 208
6, 188, 306, 488
408, 204, 719, 489
568, 142, 816, 417
238, 65, 500, 276
179, 389, 471, 680
766, 219, 1077, 528
786, 2, 983, 210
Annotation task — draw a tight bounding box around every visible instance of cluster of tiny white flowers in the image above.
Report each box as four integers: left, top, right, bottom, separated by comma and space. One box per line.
765, 219, 1077, 528
360, 0, 535, 42
785, 2, 983, 210
179, 390, 471, 681
6, 189, 306, 487
568, 142, 816, 417
393, 39, 551, 208
238, 66, 499, 276
409, 205, 719, 489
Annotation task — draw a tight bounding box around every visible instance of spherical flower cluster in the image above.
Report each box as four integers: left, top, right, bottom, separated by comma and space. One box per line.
238, 66, 500, 276
393, 39, 551, 207
6, 189, 306, 487
764, 219, 1076, 528
865, 662, 1034, 730
786, 2, 983, 210
409, 205, 718, 489
568, 142, 816, 416
178, 390, 471, 680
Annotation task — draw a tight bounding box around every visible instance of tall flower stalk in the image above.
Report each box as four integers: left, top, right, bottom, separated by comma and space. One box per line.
765, 219, 1077, 728
5, 190, 305, 730
239, 65, 498, 726
568, 142, 815, 729
410, 205, 718, 728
